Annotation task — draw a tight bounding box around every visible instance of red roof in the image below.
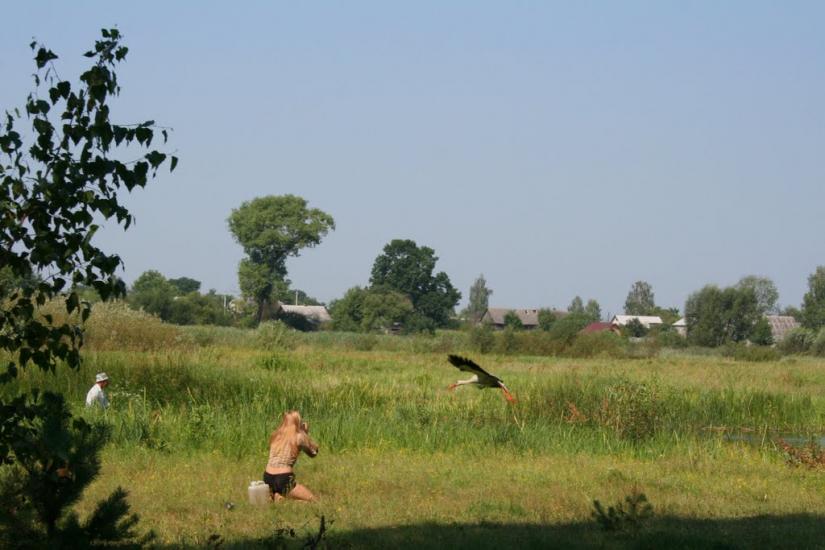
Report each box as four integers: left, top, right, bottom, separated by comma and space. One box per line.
580, 322, 615, 334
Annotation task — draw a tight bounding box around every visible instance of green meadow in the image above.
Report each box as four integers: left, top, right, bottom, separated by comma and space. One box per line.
5, 322, 825, 548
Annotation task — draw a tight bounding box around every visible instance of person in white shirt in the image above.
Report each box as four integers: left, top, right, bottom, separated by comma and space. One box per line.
85, 372, 110, 408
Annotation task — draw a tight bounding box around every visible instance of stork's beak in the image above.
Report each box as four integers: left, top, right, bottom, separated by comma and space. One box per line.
502, 388, 517, 403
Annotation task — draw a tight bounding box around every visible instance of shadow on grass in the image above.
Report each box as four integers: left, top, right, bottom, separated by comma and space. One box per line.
163, 513, 825, 549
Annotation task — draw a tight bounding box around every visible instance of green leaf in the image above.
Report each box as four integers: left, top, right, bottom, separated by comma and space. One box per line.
34, 47, 58, 68
170, 156, 179, 172
145, 151, 166, 169
56, 81, 71, 99
135, 127, 152, 145
66, 292, 79, 314
113, 126, 128, 145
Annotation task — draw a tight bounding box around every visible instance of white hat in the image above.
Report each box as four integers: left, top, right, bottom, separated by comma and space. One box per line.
95, 372, 109, 383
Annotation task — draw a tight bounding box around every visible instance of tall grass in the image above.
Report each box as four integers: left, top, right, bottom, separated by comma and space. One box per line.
6, 346, 825, 463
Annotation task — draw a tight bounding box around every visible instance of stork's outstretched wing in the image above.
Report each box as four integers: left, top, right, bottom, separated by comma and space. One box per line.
447, 355, 502, 384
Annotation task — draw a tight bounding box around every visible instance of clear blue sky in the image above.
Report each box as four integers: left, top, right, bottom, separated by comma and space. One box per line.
2, 1, 824, 317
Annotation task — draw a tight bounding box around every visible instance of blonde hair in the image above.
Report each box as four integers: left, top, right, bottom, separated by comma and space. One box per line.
269, 410, 302, 457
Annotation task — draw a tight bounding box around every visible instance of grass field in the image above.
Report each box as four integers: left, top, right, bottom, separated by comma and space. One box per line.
5, 330, 825, 548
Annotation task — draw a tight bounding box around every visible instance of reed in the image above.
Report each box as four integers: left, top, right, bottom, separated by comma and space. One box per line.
6, 348, 825, 458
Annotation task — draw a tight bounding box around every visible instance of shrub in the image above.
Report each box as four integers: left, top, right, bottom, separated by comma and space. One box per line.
623, 318, 648, 338
537, 308, 558, 331
592, 486, 654, 533
547, 314, 589, 346
353, 334, 379, 351
596, 379, 663, 442
494, 327, 519, 354
0, 392, 153, 549
653, 330, 687, 349
778, 328, 815, 354
750, 317, 774, 346
84, 302, 188, 351
625, 337, 661, 359
812, 328, 825, 357
277, 311, 317, 332
503, 311, 523, 330
468, 324, 495, 354
255, 321, 299, 351
722, 343, 780, 362
567, 332, 626, 358
37, 300, 187, 352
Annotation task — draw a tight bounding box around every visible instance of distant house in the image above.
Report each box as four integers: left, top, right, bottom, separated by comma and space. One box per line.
481, 308, 539, 329
480, 308, 565, 330
673, 318, 687, 337
765, 315, 799, 343
611, 315, 664, 329
580, 322, 620, 335
278, 304, 332, 325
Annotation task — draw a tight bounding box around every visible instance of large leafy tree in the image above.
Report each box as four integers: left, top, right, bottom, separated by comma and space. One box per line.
568, 296, 585, 315
127, 270, 232, 326
465, 274, 493, 322
227, 195, 334, 323
584, 299, 602, 323
168, 276, 201, 295
624, 281, 656, 315
567, 296, 601, 322
736, 275, 779, 315
503, 311, 523, 330
329, 286, 413, 333
651, 306, 681, 325
537, 308, 559, 331
168, 290, 233, 327
684, 285, 760, 346
369, 239, 461, 332
0, 29, 173, 546
801, 266, 825, 330
128, 270, 176, 320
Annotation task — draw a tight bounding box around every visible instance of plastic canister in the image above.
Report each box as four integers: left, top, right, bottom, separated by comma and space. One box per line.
248, 480, 270, 505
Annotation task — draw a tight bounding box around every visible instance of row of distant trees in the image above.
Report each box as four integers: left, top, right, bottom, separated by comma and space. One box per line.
120, 191, 825, 342
684, 270, 825, 347
118, 244, 825, 348
455, 270, 825, 349
121, 237, 462, 333
607, 274, 825, 348
73, 185, 819, 340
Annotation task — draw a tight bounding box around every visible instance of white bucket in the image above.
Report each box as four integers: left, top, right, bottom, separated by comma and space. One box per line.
248, 480, 270, 505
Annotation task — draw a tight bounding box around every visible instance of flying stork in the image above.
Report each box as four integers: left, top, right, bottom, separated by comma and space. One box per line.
446, 355, 516, 403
